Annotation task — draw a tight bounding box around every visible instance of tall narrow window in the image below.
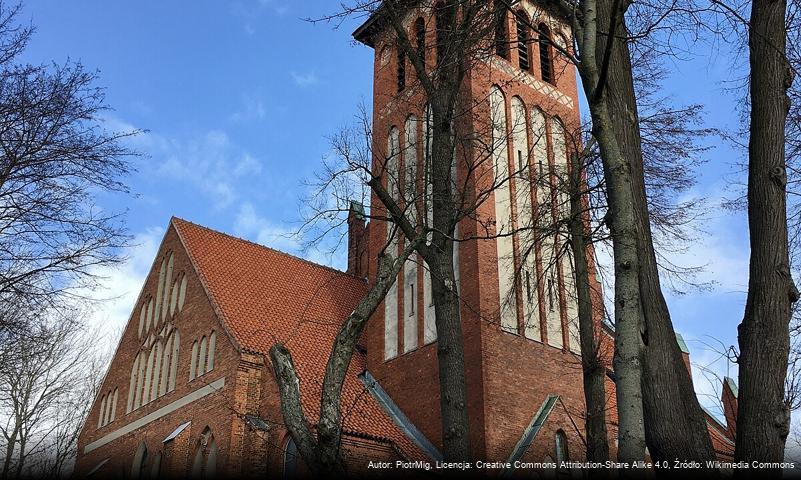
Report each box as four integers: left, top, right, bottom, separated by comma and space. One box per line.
555, 430, 569, 463
198, 336, 208, 376
548, 276, 555, 312
494, 1, 509, 59
538, 23, 554, 84
415, 18, 426, 66
435, 3, 446, 66
168, 330, 180, 391
98, 395, 106, 427
151, 452, 162, 479
207, 331, 217, 372
397, 48, 406, 92
516, 12, 530, 70
131, 443, 148, 480
110, 389, 118, 423
190, 341, 198, 380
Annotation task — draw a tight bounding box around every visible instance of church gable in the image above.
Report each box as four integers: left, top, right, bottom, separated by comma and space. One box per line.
80, 221, 236, 447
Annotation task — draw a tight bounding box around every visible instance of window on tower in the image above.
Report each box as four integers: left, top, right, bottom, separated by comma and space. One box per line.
435, 2, 446, 66
516, 12, 530, 71
415, 17, 426, 67
397, 47, 406, 92
494, 1, 509, 59
538, 23, 554, 84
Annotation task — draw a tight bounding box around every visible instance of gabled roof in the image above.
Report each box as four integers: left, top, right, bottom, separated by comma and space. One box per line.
170, 218, 427, 460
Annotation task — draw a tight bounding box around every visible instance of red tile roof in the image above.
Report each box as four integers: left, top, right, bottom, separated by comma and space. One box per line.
171, 217, 426, 460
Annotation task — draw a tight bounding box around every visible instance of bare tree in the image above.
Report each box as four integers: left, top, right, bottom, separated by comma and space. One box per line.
0, 306, 100, 480
0, 1, 137, 338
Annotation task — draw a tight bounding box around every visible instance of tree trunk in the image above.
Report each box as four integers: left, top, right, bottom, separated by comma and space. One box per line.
734, 0, 796, 474
270, 247, 416, 476
1, 427, 17, 480
428, 98, 472, 462
574, 0, 647, 463
569, 151, 610, 465
592, 0, 718, 465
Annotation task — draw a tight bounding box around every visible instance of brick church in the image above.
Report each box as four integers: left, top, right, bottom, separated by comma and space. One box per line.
74, 1, 738, 478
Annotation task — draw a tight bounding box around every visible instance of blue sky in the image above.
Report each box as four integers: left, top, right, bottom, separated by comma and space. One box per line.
22, 1, 756, 427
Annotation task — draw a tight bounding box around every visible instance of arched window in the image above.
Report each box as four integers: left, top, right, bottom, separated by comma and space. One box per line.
422, 104, 436, 346
168, 330, 180, 391
134, 352, 146, 409
385, 127, 401, 361
98, 394, 106, 427
555, 430, 569, 463
191, 445, 203, 479
283, 437, 298, 479
192, 427, 215, 479
198, 336, 208, 376
490, 86, 518, 334
151, 452, 162, 479
107, 389, 118, 424
142, 346, 156, 405
538, 23, 554, 84
494, 0, 509, 59
131, 442, 148, 480
516, 11, 530, 71
154, 258, 165, 330
178, 275, 188, 310
435, 2, 446, 65
150, 341, 163, 401
127, 354, 139, 413
138, 303, 146, 339
160, 334, 172, 396
397, 47, 406, 92
415, 17, 426, 66
206, 438, 218, 479
207, 331, 217, 372
190, 341, 198, 380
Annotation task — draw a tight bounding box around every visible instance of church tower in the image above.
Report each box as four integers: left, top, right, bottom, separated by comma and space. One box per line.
353, 0, 606, 464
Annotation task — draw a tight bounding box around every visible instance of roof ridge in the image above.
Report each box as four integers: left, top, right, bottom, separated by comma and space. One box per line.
170, 216, 366, 283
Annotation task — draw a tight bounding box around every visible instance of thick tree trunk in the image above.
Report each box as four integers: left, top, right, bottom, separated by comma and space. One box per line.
593, 0, 718, 465
270, 248, 416, 476
568, 152, 610, 465
428, 99, 472, 462
588, 97, 646, 465
1, 427, 17, 480
574, 0, 646, 463
734, 0, 796, 475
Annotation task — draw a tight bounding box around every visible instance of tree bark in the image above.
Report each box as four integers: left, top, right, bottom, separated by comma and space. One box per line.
270, 246, 417, 476
592, 0, 718, 465
734, 0, 796, 474
569, 151, 610, 465
573, 0, 647, 464
428, 95, 472, 462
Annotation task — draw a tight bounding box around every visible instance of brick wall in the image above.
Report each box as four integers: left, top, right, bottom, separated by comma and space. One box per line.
74, 225, 254, 478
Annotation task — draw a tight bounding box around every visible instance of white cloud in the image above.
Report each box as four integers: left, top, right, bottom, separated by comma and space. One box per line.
79, 227, 165, 352
231, 0, 291, 35
232, 202, 345, 270
234, 202, 301, 253
229, 94, 266, 124
290, 71, 319, 87
125, 127, 264, 211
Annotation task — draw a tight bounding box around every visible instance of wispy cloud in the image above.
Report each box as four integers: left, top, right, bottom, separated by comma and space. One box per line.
231, 0, 290, 35
119, 125, 264, 211
290, 70, 319, 87
234, 202, 300, 252
78, 227, 165, 352
229, 93, 267, 124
